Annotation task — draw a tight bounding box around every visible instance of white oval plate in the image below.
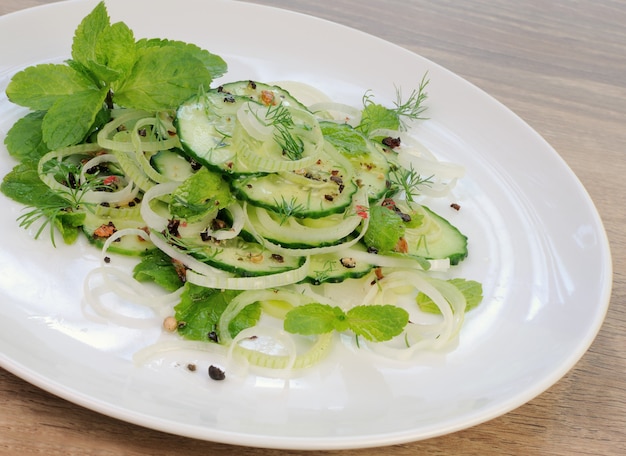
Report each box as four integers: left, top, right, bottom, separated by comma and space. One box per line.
0, 0, 612, 450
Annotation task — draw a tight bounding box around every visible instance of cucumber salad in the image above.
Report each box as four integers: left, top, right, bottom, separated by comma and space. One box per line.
1, 2, 482, 377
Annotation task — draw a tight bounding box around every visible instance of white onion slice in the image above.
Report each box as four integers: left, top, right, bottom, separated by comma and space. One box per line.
185, 256, 311, 292
148, 230, 232, 279
236, 102, 274, 141
201, 202, 245, 240
140, 181, 180, 231
308, 101, 362, 126
358, 269, 467, 360
79, 153, 141, 204
82, 228, 183, 327
38, 149, 140, 205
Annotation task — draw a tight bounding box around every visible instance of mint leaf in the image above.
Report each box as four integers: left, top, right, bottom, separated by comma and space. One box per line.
5, 1, 228, 153
174, 284, 260, 341
55, 211, 86, 244
114, 46, 213, 111
175, 285, 237, 341
4, 111, 49, 161
1, 161, 85, 246
137, 38, 228, 79
347, 305, 409, 342
357, 102, 400, 137
6, 64, 96, 111
89, 21, 136, 83
284, 303, 409, 342
133, 249, 184, 292
70, 2, 135, 86
227, 302, 262, 338
417, 278, 484, 314
320, 121, 369, 155
42, 88, 109, 150
71, 1, 110, 69
357, 78, 428, 136
449, 278, 483, 311
0, 162, 68, 207
284, 303, 338, 335
363, 204, 405, 252
169, 167, 232, 222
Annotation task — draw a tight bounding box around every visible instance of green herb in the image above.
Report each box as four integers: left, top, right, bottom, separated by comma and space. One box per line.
356, 100, 399, 137
392, 74, 430, 129
388, 164, 434, 203
416, 278, 483, 314
356, 74, 429, 136
0, 159, 100, 246
17, 205, 84, 246
273, 195, 307, 225
254, 103, 304, 160
310, 260, 337, 284
284, 303, 409, 342
320, 121, 369, 155
3, 111, 49, 161
157, 230, 223, 262
174, 283, 260, 341
5, 1, 227, 150
132, 249, 184, 292
169, 167, 232, 222
363, 204, 405, 253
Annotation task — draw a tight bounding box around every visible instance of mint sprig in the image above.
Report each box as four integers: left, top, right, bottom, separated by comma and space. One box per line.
356, 74, 429, 137
284, 303, 409, 342
5, 1, 227, 151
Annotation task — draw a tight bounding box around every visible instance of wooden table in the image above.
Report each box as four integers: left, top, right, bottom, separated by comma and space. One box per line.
1, 0, 624, 454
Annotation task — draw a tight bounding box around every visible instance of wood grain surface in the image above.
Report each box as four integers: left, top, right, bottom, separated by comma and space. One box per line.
1, 0, 624, 455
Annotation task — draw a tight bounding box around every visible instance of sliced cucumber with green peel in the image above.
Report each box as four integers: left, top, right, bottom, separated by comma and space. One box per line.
320, 121, 390, 201
230, 146, 358, 218
177, 88, 323, 174
304, 243, 374, 285
82, 211, 153, 256
399, 202, 468, 265
176, 90, 256, 173
150, 149, 196, 181
182, 236, 306, 277
244, 204, 362, 249
219, 80, 308, 111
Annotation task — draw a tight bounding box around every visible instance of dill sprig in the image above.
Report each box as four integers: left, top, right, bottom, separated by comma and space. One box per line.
17, 205, 71, 247
389, 164, 433, 202
17, 161, 100, 246
273, 195, 306, 225
358, 73, 430, 136
393, 73, 430, 130
312, 260, 337, 284
263, 103, 304, 160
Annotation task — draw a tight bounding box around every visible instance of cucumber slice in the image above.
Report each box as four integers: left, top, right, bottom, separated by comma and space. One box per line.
320, 121, 390, 201
181, 236, 306, 277
230, 146, 358, 218
176, 90, 257, 174
177, 88, 323, 174
244, 204, 362, 249
82, 211, 153, 256
150, 149, 196, 182
231, 102, 324, 173
400, 202, 468, 265
304, 243, 374, 285
219, 80, 309, 111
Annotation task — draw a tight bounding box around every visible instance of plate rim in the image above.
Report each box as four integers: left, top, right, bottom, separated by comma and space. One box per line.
0, 0, 613, 450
